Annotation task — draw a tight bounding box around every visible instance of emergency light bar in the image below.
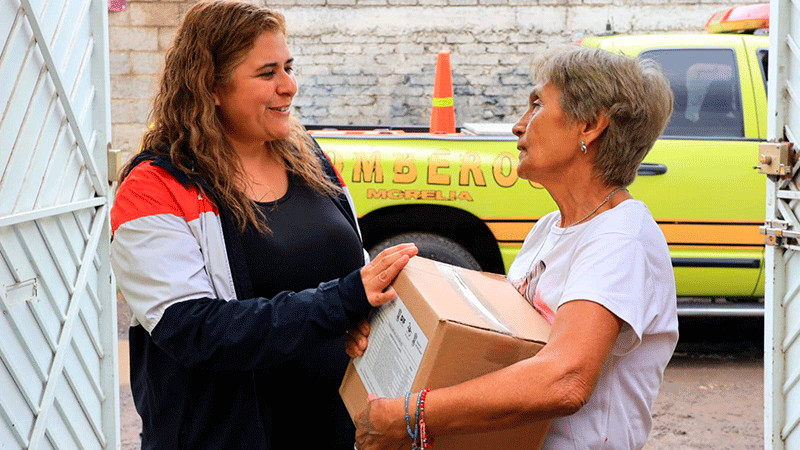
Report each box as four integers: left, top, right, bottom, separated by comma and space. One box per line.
705, 3, 769, 33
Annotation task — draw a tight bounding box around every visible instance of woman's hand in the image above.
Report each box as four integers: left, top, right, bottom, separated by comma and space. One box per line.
354, 396, 408, 450
345, 319, 370, 358
361, 243, 417, 307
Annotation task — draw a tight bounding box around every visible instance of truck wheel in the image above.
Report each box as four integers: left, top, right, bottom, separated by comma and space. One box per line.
369, 232, 481, 271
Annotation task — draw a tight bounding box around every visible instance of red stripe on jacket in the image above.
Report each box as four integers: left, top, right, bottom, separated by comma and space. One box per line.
112, 161, 218, 234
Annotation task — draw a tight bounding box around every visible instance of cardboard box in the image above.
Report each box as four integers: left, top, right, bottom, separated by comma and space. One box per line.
340, 257, 551, 449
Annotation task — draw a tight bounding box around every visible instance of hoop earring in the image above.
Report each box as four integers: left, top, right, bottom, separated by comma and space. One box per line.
580, 141, 588, 153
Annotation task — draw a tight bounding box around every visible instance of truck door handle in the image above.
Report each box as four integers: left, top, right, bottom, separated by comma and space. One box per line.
637, 163, 667, 175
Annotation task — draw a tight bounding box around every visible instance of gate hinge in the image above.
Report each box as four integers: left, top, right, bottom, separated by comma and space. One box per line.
755, 142, 796, 177
108, 148, 122, 184
760, 220, 800, 246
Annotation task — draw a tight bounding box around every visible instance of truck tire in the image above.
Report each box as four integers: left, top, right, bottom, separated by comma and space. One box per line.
369, 232, 481, 271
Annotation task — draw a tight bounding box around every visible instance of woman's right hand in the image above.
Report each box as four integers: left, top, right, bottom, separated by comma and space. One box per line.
354, 395, 408, 450
360, 243, 417, 307
345, 319, 371, 358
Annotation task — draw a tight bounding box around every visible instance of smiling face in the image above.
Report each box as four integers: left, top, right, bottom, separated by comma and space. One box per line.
512, 83, 584, 184
213, 31, 297, 149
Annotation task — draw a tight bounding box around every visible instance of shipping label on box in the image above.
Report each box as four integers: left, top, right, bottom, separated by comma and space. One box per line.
353, 298, 428, 398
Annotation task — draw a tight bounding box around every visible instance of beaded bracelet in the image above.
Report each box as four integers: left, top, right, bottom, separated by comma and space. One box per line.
414, 389, 424, 432
418, 388, 433, 448
404, 391, 419, 441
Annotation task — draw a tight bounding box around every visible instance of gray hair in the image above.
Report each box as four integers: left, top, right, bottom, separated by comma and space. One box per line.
532, 46, 674, 187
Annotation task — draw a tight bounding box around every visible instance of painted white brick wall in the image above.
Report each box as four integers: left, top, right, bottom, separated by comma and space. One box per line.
109, 0, 755, 155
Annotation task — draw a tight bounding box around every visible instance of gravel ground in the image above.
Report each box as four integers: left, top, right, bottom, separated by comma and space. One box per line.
120, 384, 141, 450
646, 357, 762, 449
117, 294, 142, 449
116, 296, 764, 449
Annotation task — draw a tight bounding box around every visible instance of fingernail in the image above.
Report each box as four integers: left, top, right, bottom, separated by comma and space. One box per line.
368, 394, 378, 401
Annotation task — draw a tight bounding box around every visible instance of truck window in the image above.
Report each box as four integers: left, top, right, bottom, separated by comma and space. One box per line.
640, 48, 744, 138
758, 49, 768, 94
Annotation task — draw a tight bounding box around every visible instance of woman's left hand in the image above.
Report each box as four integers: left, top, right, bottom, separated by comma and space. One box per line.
354, 396, 407, 450
361, 243, 418, 307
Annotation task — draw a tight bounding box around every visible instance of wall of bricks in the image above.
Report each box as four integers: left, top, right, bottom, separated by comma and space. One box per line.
109, 0, 756, 154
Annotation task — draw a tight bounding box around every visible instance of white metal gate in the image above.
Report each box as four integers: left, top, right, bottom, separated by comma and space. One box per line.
765, 0, 800, 448
0, 0, 117, 449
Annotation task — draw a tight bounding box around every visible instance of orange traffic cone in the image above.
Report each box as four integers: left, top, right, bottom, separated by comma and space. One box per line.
429, 51, 456, 134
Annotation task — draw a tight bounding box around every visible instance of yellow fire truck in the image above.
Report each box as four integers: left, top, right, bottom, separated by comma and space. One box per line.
309, 4, 770, 311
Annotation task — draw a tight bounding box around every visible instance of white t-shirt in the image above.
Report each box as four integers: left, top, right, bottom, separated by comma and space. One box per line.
507, 199, 678, 450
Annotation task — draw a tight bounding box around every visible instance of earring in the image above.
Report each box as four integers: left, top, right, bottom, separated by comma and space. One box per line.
580, 141, 588, 153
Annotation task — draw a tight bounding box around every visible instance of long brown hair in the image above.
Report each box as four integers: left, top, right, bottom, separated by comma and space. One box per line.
122, 0, 339, 232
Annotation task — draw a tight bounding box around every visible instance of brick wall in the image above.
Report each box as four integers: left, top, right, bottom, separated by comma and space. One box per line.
109, 0, 754, 154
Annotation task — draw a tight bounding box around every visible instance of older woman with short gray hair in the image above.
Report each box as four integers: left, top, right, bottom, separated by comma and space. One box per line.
350, 46, 678, 449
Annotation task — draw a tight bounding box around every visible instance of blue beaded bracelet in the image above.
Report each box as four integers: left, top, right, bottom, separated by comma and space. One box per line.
405, 391, 418, 440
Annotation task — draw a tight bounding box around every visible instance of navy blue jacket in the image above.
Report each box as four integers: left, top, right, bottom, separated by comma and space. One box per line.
111, 147, 369, 449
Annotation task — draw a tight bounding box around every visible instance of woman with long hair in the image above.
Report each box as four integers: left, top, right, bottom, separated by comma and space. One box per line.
111, 1, 416, 448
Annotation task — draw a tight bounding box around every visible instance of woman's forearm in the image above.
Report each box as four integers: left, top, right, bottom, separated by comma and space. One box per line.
356, 300, 622, 448
409, 345, 583, 436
